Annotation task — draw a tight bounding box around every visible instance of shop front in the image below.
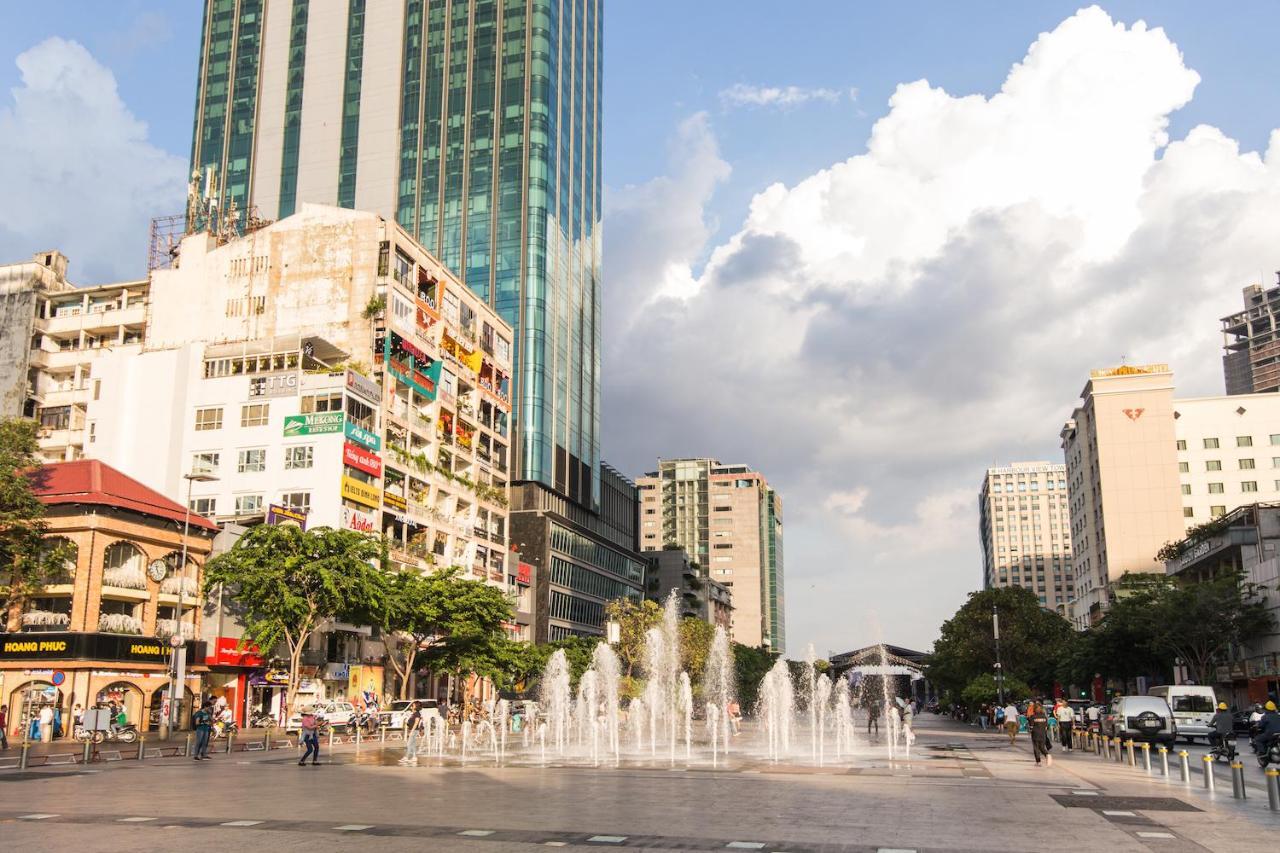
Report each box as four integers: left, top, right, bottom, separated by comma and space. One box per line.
0, 632, 207, 738
203, 637, 266, 726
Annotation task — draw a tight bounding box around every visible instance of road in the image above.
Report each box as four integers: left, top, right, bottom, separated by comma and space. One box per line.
0, 714, 1274, 851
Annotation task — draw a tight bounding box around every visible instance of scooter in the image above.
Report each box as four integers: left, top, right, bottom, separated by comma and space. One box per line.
1256, 733, 1280, 769
212, 719, 239, 739
1208, 734, 1237, 763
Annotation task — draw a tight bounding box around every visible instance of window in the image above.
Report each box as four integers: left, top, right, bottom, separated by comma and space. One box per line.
237, 448, 266, 472
1240, 458, 1256, 470
194, 407, 223, 431
1178, 462, 1189, 473
301, 392, 343, 413
280, 491, 311, 512
234, 494, 263, 515
241, 403, 269, 427
284, 445, 313, 470
1242, 481, 1258, 492
1206, 460, 1222, 471
1271, 434, 1280, 446
189, 497, 216, 517
1204, 438, 1219, 449
1238, 436, 1254, 447
1181, 484, 1191, 495
192, 452, 220, 474
1183, 507, 1194, 518
1176, 439, 1187, 451
1210, 505, 1226, 517
1208, 482, 1224, 494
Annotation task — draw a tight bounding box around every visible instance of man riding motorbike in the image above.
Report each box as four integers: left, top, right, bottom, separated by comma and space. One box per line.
1252, 701, 1280, 760
1208, 702, 1236, 761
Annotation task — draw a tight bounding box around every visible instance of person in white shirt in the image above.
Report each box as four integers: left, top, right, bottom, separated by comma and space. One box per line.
1054, 700, 1076, 750
1003, 703, 1020, 745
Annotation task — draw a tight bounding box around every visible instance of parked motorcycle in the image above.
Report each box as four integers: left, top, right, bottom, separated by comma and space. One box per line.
249, 712, 276, 729
212, 719, 239, 739
73, 723, 139, 744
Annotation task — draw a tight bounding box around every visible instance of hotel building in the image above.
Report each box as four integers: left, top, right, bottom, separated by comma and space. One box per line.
977, 462, 1073, 614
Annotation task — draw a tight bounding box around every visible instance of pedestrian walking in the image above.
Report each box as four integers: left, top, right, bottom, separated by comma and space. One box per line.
1054, 700, 1075, 750
0, 704, 8, 750
1029, 702, 1052, 766
1002, 701, 1019, 745
977, 703, 988, 731
298, 708, 321, 766
399, 702, 422, 766
727, 700, 742, 735
866, 701, 880, 734
192, 700, 214, 760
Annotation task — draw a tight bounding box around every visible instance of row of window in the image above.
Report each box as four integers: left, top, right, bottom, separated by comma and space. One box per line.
193, 445, 313, 474
548, 557, 636, 602
1179, 457, 1280, 472
189, 490, 310, 518
548, 523, 645, 584
195, 403, 269, 431
1178, 435, 1280, 450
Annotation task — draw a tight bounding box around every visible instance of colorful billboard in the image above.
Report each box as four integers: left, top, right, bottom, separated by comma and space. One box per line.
384, 330, 442, 400
343, 420, 381, 451
283, 412, 343, 437
343, 441, 383, 477
340, 475, 380, 509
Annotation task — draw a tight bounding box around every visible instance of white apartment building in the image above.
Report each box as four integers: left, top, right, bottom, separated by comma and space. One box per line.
0, 250, 147, 462
1060, 364, 1280, 628
977, 462, 1073, 614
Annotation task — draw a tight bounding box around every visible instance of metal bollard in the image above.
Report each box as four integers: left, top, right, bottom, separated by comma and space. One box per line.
1178, 750, 1190, 783
136, 733, 146, 761
1101, 736, 1109, 758
328, 727, 335, 749
263, 729, 271, 751
1158, 745, 1169, 778
1230, 761, 1246, 799
225, 732, 235, 754
1266, 768, 1280, 811
355, 724, 362, 748
1095, 733, 1102, 756
18, 739, 30, 770
1140, 742, 1151, 773
184, 733, 193, 757
1202, 754, 1215, 792
1114, 739, 1124, 763
380, 725, 386, 744
82, 739, 93, 764
1126, 740, 1136, 766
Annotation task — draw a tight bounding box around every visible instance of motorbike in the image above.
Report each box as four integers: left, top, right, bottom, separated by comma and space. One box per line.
1208, 733, 1237, 763
1256, 733, 1280, 769
249, 712, 276, 729
73, 723, 139, 744
212, 719, 238, 739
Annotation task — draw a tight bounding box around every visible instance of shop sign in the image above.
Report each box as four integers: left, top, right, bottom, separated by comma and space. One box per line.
344, 420, 382, 451
341, 505, 377, 534
248, 372, 300, 399
205, 637, 265, 668
382, 491, 407, 511
516, 562, 533, 586
0, 632, 206, 665
266, 503, 308, 529
341, 475, 380, 509
283, 412, 343, 437
384, 330, 442, 400
344, 368, 381, 405
326, 662, 350, 681
343, 441, 383, 477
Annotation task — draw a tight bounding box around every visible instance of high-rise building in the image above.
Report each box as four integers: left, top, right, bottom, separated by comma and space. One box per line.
636, 459, 785, 652
1220, 275, 1280, 395
977, 462, 1073, 615
0, 251, 148, 462
188, 0, 602, 507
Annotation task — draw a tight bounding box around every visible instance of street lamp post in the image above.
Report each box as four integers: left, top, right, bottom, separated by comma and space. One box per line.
993, 604, 1005, 706
164, 470, 218, 737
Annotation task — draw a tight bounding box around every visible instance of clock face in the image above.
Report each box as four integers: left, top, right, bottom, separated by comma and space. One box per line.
147, 559, 168, 583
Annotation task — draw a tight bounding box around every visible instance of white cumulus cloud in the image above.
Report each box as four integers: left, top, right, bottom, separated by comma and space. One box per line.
603, 6, 1280, 656
0, 38, 186, 281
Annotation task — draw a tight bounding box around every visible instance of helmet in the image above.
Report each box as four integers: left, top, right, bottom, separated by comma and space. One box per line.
1268, 701, 1278, 712
1218, 702, 1228, 711
1255, 704, 1265, 712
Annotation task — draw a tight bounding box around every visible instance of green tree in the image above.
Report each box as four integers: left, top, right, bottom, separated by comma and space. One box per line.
1151, 572, 1274, 686
407, 571, 513, 699
203, 524, 385, 714
604, 598, 663, 679
678, 618, 716, 690
960, 672, 1031, 709
0, 418, 73, 632
550, 635, 600, 687
496, 638, 554, 692
733, 643, 776, 711
928, 587, 1076, 701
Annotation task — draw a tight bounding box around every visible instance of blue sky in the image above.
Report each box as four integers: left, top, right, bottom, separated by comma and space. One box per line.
5, 3, 1280, 654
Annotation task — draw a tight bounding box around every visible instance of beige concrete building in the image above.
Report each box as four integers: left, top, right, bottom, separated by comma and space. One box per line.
1173, 393, 1280, 524
0, 251, 147, 462
638, 459, 785, 651
1061, 365, 1189, 628
978, 462, 1073, 614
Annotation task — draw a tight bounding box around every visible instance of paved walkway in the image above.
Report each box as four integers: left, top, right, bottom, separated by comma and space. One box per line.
0, 715, 1273, 851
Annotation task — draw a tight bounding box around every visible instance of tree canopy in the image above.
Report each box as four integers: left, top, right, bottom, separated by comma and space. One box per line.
203, 524, 384, 714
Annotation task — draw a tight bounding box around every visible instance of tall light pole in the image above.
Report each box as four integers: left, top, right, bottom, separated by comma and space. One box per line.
993, 603, 1005, 706
165, 470, 218, 736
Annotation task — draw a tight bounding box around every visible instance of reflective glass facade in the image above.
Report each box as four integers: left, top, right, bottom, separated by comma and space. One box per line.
336, 0, 367, 208
277, 0, 310, 217
396, 0, 602, 510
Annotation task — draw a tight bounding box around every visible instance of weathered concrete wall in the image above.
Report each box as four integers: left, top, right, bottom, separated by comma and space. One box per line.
0, 285, 36, 418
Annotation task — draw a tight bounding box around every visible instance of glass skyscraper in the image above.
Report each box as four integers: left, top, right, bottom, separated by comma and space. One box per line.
189, 0, 602, 508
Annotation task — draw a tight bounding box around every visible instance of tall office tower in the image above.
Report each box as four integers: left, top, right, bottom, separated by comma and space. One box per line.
1220, 275, 1280, 395
188, 0, 602, 507
636, 459, 786, 652
977, 462, 1073, 616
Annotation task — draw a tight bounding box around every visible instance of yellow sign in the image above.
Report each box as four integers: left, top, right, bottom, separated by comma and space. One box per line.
129, 643, 163, 656
341, 475, 380, 509
3, 639, 68, 654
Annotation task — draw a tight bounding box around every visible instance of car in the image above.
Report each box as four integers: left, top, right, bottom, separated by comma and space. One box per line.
285, 701, 357, 733
1147, 685, 1217, 743
377, 699, 441, 730
1100, 695, 1176, 746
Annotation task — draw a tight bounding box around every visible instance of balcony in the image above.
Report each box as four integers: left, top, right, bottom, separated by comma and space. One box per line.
102, 566, 148, 591
160, 576, 199, 597
98, 613, 142, 634
22, 610, 70, 630
155, 619, 197, 641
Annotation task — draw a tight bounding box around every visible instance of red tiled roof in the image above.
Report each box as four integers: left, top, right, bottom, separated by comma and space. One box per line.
28, 460, 218, 532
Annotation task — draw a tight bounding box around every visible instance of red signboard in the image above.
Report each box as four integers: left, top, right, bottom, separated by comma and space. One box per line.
205, 637, 265, 668
343, 441, 383, 477
516, 562, 533, 586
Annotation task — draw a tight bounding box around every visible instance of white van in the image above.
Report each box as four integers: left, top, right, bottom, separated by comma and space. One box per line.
1147, 685, 1217, 742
